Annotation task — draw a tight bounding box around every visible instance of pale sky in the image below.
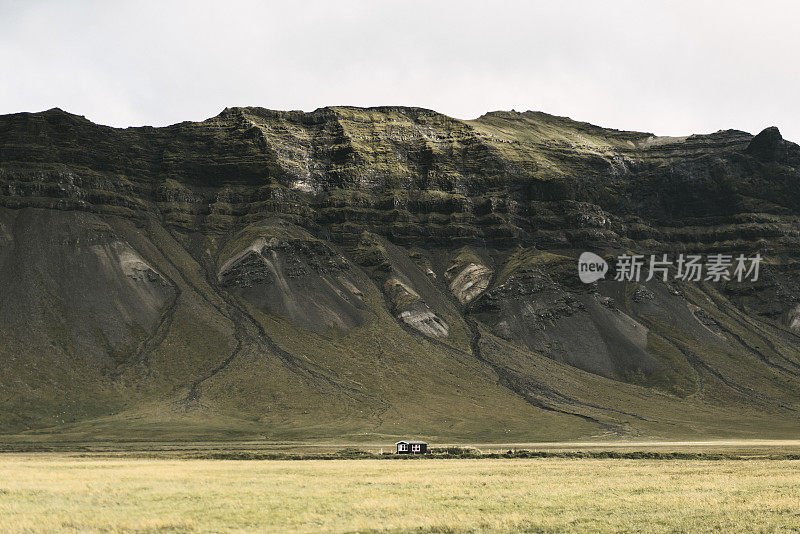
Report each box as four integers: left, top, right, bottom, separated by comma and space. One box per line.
2, 0, 798, 141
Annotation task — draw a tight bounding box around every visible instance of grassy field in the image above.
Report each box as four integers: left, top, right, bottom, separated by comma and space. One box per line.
2, 454, 800, 532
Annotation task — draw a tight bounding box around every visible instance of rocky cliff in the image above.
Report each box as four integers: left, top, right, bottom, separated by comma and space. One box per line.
1, 106, 799, 442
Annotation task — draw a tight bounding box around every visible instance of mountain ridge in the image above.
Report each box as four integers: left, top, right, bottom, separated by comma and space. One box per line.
1, 106, 799, 442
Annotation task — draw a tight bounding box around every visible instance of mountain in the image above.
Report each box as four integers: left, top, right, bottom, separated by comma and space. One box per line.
1, 106, 799, 442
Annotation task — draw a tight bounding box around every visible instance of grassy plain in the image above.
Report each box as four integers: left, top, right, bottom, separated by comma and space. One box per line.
2, 451, 800, 532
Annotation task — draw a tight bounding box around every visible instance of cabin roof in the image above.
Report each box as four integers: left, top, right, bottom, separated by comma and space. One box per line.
395, 440, 427, 445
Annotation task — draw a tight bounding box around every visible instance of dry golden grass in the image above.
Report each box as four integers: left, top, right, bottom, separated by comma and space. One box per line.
1, 455, 800, 532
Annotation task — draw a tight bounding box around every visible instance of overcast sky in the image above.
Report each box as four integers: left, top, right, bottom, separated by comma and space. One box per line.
2, 0, 798, 141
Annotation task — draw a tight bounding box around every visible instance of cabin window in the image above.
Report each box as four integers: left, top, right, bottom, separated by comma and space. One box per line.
398, 443, 408, 452
412, 444, 421, 452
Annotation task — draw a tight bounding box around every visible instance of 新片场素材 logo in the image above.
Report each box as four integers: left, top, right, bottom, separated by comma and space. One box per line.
578, 252, 763, 284
577, 252, 609, 283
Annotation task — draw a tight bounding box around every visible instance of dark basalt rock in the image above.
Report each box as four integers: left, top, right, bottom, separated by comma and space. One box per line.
746, 126, 788, 162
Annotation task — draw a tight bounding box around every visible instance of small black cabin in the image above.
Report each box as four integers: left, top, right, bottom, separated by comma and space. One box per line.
396, 440, 428, 454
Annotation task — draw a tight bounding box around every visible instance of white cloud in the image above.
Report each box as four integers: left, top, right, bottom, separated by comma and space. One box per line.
1, 0, 798, 141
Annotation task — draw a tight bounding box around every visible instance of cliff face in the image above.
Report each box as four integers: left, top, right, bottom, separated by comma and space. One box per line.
1, 106, 800, 441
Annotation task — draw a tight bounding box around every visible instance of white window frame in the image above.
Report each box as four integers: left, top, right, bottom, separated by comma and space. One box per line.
412, 444, 421, 452
398, 443, 408, 452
